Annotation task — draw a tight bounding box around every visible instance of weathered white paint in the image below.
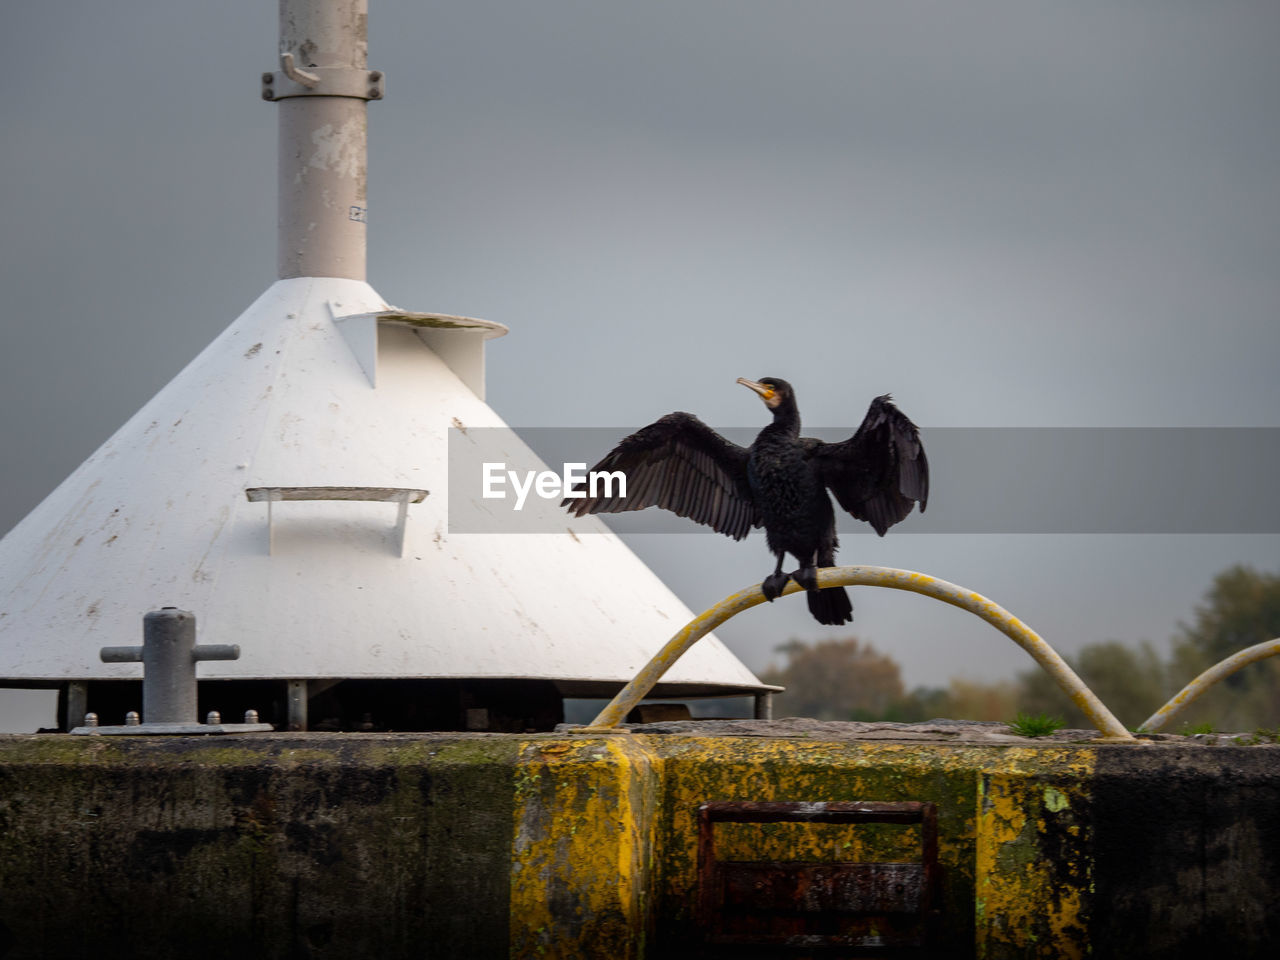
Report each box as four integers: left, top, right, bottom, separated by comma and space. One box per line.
273, 0, 375, 280
0, 277, 766, 696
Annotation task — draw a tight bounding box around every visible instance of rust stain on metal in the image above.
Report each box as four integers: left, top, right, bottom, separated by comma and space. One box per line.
697, 799, 940, 948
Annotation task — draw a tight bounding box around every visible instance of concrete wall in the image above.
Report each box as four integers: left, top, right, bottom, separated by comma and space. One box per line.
0, 731, 1276, 959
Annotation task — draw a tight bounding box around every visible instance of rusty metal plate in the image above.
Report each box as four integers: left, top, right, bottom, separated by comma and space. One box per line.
697, 800, 940, 949
720, 861, 928, 914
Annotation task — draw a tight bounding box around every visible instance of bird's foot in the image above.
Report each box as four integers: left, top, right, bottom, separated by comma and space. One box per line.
794, 565, 819, 592
761, 571, 791, 602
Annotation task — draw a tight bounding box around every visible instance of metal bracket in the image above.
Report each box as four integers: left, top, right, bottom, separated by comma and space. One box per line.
245, 486, 428, 557
262, 55, 384, 101
280, 51, 320, 88
74, 718, 275, 736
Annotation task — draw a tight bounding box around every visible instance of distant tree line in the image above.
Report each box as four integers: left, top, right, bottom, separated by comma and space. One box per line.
760, 565, 1280, 732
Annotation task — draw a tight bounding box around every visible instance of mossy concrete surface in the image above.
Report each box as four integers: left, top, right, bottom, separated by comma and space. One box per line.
0, 734, 518, 960
0, 728, 1277, 959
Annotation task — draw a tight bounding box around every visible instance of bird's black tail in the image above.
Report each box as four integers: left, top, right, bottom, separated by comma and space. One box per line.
807, 585, 853, 625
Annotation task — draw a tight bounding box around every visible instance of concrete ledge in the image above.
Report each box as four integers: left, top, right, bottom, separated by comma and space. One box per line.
0, 728, 1277, 959
0, 734, 519, 960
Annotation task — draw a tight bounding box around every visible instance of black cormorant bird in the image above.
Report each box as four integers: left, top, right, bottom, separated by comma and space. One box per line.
562, 377, 928, 625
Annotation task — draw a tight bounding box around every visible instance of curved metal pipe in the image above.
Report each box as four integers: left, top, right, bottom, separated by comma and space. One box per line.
580, 565, 1135, 741
1139, 637, 1280, 733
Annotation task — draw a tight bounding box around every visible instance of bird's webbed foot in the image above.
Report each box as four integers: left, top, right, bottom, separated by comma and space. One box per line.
761, 570, 791, 602
793, 565, 819, 593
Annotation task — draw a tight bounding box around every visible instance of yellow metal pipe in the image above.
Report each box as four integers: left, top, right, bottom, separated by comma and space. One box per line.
580, 565, 1136, 741
1139, 637, 1280, 733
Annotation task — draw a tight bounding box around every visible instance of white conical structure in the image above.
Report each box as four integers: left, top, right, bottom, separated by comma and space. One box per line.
0, 0, 770, 722
0, 276, 763, 695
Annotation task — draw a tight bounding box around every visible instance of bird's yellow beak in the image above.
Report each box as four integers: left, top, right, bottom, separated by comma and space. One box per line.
737, 377, 776, 401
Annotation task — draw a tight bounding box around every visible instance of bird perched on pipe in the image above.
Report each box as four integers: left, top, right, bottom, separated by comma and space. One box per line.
562, 377, 929, 625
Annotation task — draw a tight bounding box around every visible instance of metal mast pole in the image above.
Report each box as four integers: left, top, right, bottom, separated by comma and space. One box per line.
263, 0, 383, 281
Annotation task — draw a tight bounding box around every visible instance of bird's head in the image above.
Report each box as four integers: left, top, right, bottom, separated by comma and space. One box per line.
737, 377, 792, 410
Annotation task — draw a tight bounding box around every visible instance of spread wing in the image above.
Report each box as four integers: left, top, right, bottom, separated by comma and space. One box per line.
804, 394, 929, 536
562, 412, 761, 540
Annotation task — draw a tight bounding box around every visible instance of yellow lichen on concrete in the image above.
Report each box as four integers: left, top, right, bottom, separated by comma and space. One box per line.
509, 737, 661, 960
508, 733, 1100, 956
974, 749, 1095, 959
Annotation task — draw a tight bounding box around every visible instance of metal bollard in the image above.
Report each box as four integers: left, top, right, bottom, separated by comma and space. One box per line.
100, 607, 239, 725
74, 608, 270, 736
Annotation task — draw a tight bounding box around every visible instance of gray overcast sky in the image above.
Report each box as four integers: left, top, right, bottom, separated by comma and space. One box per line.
2, 2, 1278, 727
